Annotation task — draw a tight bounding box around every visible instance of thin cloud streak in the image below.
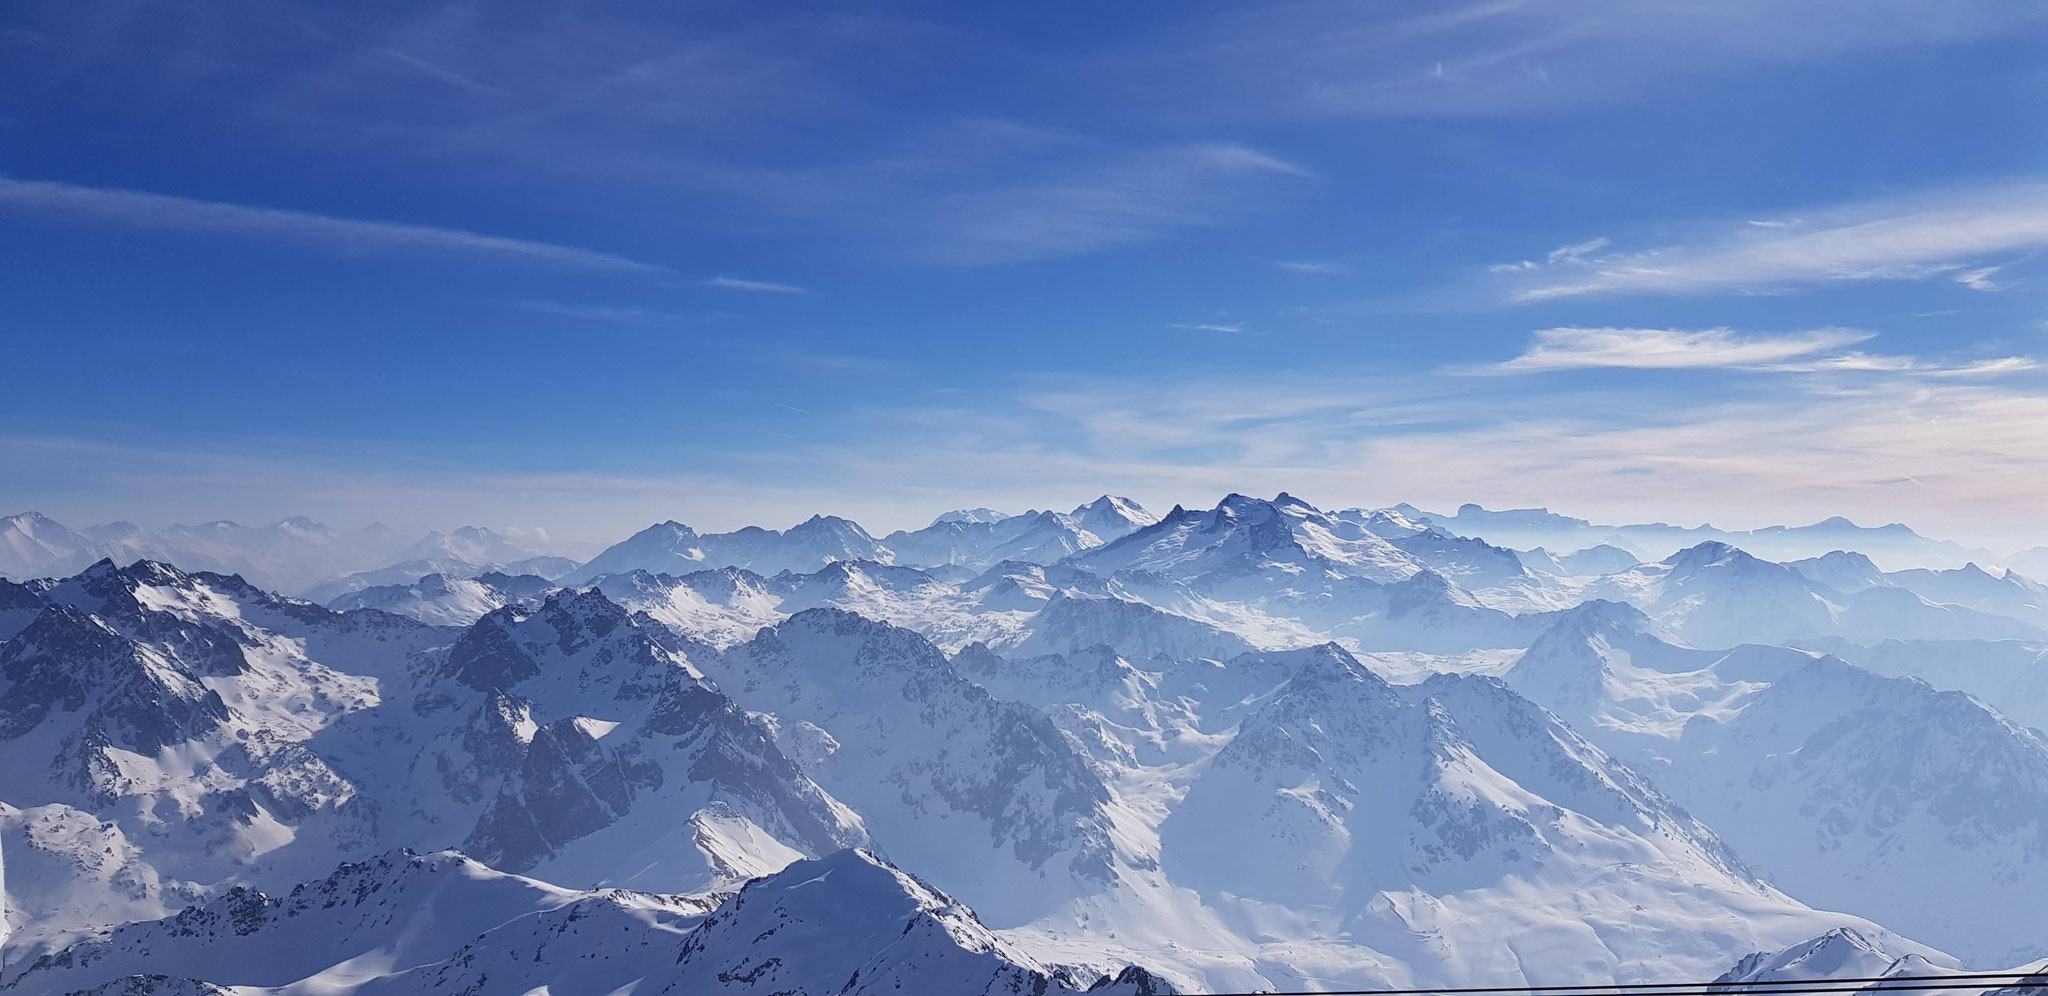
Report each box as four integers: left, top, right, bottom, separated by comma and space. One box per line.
1476, 326, 2040, 379
250, 8, 1313, 271
1104, 1, 2048, 120
893, 141, 1310, 265
30, 5, 1313, 269
1503, 182, 2048, 301
0, 176, 667, 273
1927, 356, 2042, 377
1954, 266, 2003, 292
1275, 260, 1350, 274
1749, 354, 2039, 376
1482, 327, 1873, 373
704, 275, 810, 294
507, 300, 706, 323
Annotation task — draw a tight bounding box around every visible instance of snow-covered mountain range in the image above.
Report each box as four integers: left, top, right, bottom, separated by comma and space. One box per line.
326, 570, 556, 626
3, 492, 2046, 992
1504, 601, 2048, 965
0, 848, 1171, 996
557, 496, 1158, 585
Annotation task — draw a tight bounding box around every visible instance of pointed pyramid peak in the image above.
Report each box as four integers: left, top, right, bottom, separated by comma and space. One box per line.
1273, 642, 1394, 700
1299, 640, 1365, 671
553, 585, 627, 617
124, 559, 191, 585
662, 846, 1175, 996
630, 519, 697, 540
794, 513, 873, 538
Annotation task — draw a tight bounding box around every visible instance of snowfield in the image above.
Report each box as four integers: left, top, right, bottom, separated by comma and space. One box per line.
3, 493, 2045, 992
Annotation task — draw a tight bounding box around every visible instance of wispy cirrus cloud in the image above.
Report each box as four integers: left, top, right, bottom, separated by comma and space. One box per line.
1482, 327, 1873, 373
1953, 266, 2004, 292
1101, 1, 2048, 120
704, 276, 809, 295
1933, 356, 2042, 377
1275, 259, 1350, 275
1478, 326, 2040, 379
0, 176, 666, 273
1498, 182, 2048, 301
892, 141, 1308, 265
1546, 237, 1609, 264
612, 127, 1309, 266
10, 5, 1318, 270
1759, 353, 2043, 377
202, 5, 1310, 268
506, 300, 713, 324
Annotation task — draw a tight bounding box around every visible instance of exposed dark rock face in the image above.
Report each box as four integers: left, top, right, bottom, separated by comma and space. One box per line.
0, 604, 229, 758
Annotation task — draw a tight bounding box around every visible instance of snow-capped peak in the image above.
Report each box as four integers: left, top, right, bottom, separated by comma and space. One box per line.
0, 848, 714, 994
934, 507, 1014, 526
1715, 927, 1912, 985
1070, 495, 1157, 541
567, 515, 891, 582
668, 849, 1173, 995
1073, 493, 1420, 587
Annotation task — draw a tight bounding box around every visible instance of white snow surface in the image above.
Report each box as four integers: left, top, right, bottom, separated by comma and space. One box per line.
324, 570, 554, 626
2, 847, 1175, 996
12, 493, 2048, 991
1714, 927, 2045, 995
1505, 601, 2048, 966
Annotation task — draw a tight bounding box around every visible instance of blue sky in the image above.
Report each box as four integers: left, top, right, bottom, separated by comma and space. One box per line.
4, 1, 2048, 547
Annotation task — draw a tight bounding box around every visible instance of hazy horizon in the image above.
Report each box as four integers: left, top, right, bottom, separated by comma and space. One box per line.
7, 2, 2048, 554
6, 489, 2039, 563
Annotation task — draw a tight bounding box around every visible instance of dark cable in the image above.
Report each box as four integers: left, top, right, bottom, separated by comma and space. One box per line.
1176, 971, 2048, 996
